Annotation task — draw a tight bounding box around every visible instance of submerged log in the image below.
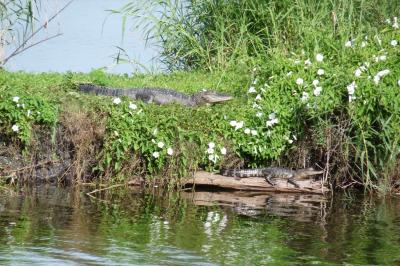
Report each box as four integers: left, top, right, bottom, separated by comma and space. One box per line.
181, 171, 329, 194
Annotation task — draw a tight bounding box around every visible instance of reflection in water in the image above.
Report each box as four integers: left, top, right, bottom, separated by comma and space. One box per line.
0, 185, 400, 265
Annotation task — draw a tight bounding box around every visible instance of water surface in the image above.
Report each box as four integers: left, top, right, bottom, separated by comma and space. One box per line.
5, 0, 159, 74
1, 186, 400, 265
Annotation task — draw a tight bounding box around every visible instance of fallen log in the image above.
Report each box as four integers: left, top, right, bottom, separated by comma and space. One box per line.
181, 171, 329, 194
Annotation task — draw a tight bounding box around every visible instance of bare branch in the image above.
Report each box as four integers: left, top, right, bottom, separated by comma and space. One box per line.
1, 0, 75, 65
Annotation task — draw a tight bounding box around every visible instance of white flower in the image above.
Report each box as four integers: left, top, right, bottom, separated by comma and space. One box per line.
248, 86, 256, 93
393, 17, 399, 29
208, 154, 218, 163
391, 40, 398, 46
373, 75, 381, 85
157, 141, 165, 148
255, 94, 262, 101
386, 18, 391, 24
359, 65, 367, 72
377, 69, 390, 77
251, 130, 258, 136
252, 102, 261, 109
312, 80, 319, 87
207, 147, 215, 154
286, 71, 293, 76
347, 81, 357, 95
301, 91, 309, 102
304, 59, 312, 66
345, 40, 353, 47
235, 121, 244, 130
129, 102, 137, 110
229, 120, 237, 127
113, 97, 122, 105
256, 112, 263, 118
296, 78, 304, 85
208, 142, 215, 149
252, 78, 258, 85
361, 41, 367, 48
167, 147, 173, 156
271, 118, 279, 124
152, 151, 160, 158
12, 96, 20, 103
221, 147, 226, 155
220, 147, 227, 155
354, 68, 362, 77
268, 112, 276, 120
288, 139, 293, 144
315, 53, 324, 62
317, 69, 325, 76
11, 124, 19, 132
313, 86, 322, 96
374, 69, 390, 85
244, 128, 251, 134
266, 114, 279, 126
349, 95, 356, 102
379, 55, 387, 61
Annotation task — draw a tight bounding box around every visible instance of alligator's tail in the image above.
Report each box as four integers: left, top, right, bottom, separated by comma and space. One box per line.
220, 168, 266, 178
78, 83, 125, 97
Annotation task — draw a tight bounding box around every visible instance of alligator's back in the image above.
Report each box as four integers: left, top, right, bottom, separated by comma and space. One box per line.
78, 83, 195, 106
220, 168, 282, 178
221, 167, 322, 179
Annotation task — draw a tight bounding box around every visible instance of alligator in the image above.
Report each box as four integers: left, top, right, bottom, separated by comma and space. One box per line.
220, 167, 324, 188
78, 83, 233, 107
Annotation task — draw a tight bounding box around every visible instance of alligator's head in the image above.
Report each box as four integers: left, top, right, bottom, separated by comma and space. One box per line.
296, 167, 324, 179
193, 90, 233, 105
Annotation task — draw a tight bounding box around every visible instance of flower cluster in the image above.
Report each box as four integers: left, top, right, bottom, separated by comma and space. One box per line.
266, 112, 279, 127
206, 142, 226, 163
229, 120, 244, 130
152, 140, 174, 158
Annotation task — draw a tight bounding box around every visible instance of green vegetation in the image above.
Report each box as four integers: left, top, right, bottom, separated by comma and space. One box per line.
1, 0, 400, 192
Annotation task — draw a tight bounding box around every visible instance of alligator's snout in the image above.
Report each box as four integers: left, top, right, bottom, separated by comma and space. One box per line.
201, 92, 233, 103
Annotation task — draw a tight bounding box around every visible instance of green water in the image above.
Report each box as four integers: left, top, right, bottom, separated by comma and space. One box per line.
0, 186, 400, 265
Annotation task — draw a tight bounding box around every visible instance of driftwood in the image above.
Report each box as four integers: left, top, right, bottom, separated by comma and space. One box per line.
181, 171, 329, 194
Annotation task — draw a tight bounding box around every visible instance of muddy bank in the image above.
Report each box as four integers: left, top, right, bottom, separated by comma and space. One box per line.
0, 110, 104, 184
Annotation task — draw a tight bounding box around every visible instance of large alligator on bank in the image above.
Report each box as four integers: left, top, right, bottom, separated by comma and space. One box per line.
221, 167, 324, 188
78, 83, 233, 107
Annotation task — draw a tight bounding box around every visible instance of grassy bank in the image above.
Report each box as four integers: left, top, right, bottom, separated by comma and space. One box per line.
1, 1, 400, 192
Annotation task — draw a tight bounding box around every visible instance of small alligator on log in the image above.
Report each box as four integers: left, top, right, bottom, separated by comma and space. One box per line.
221, 167, 324, 188
78, 83, 233, 107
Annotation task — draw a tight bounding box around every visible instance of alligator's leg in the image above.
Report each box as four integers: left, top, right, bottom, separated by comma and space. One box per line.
265, 174, 276, 187
287, 178, 300, 188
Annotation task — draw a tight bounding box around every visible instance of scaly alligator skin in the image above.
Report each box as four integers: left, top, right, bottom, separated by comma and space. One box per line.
78, 83, 233, 107
220, 167, 324, 188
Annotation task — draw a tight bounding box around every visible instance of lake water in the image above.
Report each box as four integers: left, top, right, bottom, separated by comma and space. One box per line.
4, 0, 160, 74
1, 185, 400, 265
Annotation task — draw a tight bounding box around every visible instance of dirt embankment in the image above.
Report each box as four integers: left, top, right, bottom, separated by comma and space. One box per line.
0, 109, 105, 184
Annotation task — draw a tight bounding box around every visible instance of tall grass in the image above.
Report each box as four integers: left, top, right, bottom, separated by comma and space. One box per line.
117, 0, 398, 71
